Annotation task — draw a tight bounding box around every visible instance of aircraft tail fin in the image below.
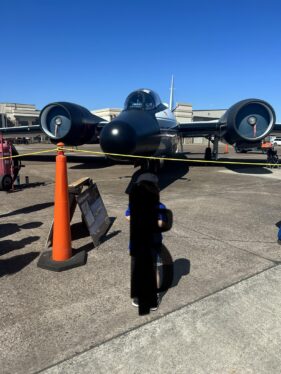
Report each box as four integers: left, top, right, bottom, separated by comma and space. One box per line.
169, 75, 174, 111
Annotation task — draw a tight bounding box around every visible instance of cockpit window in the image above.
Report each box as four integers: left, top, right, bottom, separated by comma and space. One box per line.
127, 93, 144, 109
144, 94, 154, 110
125, 91, 156, 111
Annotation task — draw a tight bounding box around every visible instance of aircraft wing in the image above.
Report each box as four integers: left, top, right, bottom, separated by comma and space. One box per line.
176, 120, 226, 138
0, 120, 108, 143
0, 125, 42, 137
0, 115, 108, 144
272, 123, 281, 134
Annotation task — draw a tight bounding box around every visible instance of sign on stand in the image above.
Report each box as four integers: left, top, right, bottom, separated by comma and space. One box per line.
77, 183, 111, 247
46, 177, 111, 248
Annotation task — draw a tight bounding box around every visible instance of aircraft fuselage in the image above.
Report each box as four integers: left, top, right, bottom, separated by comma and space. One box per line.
99, 89, 179, 160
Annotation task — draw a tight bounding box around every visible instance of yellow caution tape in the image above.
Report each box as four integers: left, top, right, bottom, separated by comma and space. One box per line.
62, 147, 280, 168
0, 145, 279, 168
0, 148, 57, 160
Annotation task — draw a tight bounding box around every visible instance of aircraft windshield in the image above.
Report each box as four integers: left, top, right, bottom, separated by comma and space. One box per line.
125, 91, 156, 110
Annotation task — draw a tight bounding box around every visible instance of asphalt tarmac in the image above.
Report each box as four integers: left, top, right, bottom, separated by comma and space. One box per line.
1, 143, 281, 373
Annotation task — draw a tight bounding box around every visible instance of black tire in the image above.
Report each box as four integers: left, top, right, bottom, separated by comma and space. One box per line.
204, 147, 212, 160
0, 175, 13, 191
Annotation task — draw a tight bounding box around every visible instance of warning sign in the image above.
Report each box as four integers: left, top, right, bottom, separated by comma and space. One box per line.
77, 183, 111, 246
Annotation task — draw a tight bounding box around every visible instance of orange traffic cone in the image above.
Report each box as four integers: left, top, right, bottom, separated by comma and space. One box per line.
52, 143, 72, 261
224, 144, 229, 154
37, 143, 87, 271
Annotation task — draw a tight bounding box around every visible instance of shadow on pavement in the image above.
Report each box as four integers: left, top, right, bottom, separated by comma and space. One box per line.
73, 242, 94, 254
73, 228, 122, 255
158, 157, 190, 191
0, 202, 53, 218
71, 222, 89, 241
224, 165, 272, 174
71, 217, 117, 241
218, 156, 269, 164
124, 156, 190, 194
72, 216, 120, 254
158, 245, 190, 294
171, 258, 191, 288
275, 220, 281, 228
178, 153, 275, 175
19, 154, 56, 162
184, 153, 272, 169
0, 222, 43, 239
21, 154, 115, 169
0, 236, 40, 255
9, 182, 47, 191
100, 229, 121, 244
69, 157, 114, 169
0, 252, 39, 277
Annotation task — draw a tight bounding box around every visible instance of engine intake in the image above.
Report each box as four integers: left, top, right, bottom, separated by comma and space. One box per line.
40, 102, 104, 145
222, 99, 275, 144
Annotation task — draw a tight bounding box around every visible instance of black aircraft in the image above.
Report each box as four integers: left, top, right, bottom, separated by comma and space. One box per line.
1, 87, 281, 170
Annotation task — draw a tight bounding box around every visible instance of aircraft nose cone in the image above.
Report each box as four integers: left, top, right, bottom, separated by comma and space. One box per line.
100, 121, 137, 156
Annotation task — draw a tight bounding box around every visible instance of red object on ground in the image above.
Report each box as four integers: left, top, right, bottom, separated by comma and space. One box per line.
0, 133, 18, 190
261, 141, 272, 150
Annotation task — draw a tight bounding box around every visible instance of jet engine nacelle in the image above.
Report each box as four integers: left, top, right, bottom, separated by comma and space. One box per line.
40, 102, 103, 145
222, 99, 276, 145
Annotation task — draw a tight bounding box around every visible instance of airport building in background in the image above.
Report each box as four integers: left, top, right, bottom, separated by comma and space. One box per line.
0, 102, 226, 143
0, 103, 40, 127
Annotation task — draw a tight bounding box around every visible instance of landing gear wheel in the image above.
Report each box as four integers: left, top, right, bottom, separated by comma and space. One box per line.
204, 147, 212, 160
0, 174, 13, 191
174, 136, 184, 154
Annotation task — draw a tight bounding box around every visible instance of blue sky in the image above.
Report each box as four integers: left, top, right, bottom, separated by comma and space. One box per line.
1, 0, 281, 120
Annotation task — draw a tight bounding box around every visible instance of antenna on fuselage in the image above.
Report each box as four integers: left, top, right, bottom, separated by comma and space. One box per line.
169, 75, 175, 111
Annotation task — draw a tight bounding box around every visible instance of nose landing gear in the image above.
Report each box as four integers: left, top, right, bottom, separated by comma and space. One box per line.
205, 137, 219, 161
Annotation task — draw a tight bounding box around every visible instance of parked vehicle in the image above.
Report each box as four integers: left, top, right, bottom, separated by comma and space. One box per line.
272, 137, 281, 146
